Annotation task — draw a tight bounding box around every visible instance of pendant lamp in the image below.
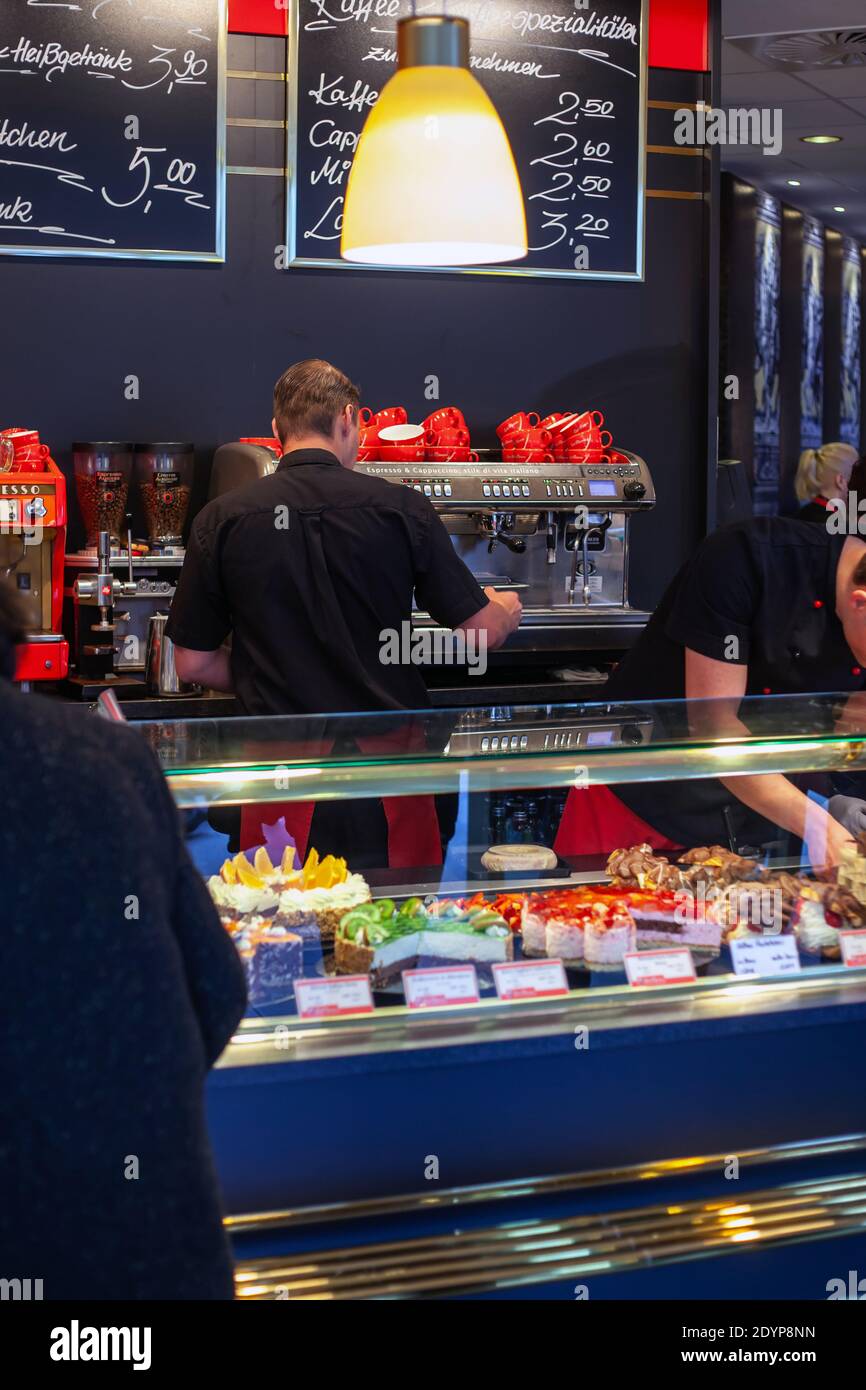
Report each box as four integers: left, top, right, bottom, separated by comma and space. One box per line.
340, 15, 527, 267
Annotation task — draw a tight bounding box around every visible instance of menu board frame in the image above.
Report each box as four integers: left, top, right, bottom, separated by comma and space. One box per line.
0, 0, 228, 263
284, 0, 648, 281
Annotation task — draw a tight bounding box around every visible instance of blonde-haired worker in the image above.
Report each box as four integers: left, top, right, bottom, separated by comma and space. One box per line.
795, 441, 859, 523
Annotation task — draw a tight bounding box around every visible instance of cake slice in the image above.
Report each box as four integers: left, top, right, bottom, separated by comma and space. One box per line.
336, 897, 513, 986
583, 904, 636, 966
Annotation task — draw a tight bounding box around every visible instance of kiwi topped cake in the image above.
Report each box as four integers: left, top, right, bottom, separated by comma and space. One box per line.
336, 896, 513, 987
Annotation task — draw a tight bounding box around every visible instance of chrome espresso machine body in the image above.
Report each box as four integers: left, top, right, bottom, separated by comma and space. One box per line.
355, 453, 655, 652
208, 443, 655, 656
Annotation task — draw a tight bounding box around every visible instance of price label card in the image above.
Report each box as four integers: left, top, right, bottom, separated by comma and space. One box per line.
493, 959, 569, 1001
840, 930, 866, 969
730, 934, 802, 978
402, 965, 480, 1010
294, 975, 374, 1019
624, 948, 696, 988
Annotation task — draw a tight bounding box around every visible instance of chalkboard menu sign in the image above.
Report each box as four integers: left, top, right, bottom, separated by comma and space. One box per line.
0, 0, 226, 261
286, 0, 647, 280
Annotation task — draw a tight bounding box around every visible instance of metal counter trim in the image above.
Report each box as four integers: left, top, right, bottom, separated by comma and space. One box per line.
232, 1167, 866, 1298
218, 966, 866, 1068
226, 1132, 866, 1234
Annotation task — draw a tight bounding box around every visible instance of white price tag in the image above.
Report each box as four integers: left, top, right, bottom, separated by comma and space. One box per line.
294, 975, 374, 1019
493, 959, 569, 1001
624, 948, 696, 987
840, 930, 866, 968
730, 934, 801, 978
402, 965, 480, 1010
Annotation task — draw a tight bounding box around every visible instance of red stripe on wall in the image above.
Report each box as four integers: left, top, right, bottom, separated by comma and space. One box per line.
228, 1, 710, 72
648, 0, 709, 72
228, 0, 287, 38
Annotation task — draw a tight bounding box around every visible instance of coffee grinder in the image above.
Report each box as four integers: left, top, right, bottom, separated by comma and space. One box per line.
71, 528, 137, 685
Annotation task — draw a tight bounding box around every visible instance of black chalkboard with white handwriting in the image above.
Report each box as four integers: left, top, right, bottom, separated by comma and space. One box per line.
0, 0, 225, 260
288, 0, 647, 280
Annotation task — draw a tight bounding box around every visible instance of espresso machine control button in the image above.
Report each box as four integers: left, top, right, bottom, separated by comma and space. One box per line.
483, 484, 491, 497
522, 485, 530, 497
623, 480, 647, 500
433, 484, 442, 497
444, 483, 452, 496
502, 484, 511, 497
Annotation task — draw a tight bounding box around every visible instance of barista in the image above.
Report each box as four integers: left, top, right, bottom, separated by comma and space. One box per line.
167, 359, 522, 867
555, 517, 866, 870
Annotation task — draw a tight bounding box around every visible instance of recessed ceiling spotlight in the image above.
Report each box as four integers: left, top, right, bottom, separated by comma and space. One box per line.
801, 134, 842, 144
787, 179, 801, 186
833, 205, 846, 212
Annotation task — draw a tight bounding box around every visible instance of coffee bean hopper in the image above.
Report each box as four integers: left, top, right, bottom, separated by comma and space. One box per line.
134, 443, 194, 555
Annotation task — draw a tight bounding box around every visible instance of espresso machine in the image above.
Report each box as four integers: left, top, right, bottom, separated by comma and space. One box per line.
354, 452, 655, 653
207, 439, 655, 666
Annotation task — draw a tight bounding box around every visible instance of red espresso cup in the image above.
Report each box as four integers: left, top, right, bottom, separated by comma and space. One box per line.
540, 412, 581, 435
503, 447, 554, 463
1, 428, 50, 464
426, 447, 479, 463
497, 411, 540, 440
425, 426, 470, 448
573, 410, 605, 432
378, 443, 426, 462
423, 406, 465, 433
372, 406, 408, 429
507, 428, 552, 450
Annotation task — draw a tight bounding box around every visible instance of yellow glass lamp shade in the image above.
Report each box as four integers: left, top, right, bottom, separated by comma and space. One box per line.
341, 64, 527, 267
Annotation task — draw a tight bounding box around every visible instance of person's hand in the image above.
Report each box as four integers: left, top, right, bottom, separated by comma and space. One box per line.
804, 800, 855, 878
484, 586, 522, 633
828, 794, 866, 837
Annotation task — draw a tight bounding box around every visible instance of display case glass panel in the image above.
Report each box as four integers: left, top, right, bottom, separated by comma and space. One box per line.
138, 694, 866, 1056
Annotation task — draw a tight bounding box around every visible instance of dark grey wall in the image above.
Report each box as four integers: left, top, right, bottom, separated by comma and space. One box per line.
0, 45, 713, 612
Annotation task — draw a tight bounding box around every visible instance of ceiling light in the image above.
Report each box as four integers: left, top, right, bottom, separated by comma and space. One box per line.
800, 134, 842, 144
340, 16, 527, 267
787, 179, 801, 186
833, 205, 846, 212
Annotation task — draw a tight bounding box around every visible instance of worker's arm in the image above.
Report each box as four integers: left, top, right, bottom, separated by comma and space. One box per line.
685, 648, 852, 871
457, 587, 523, 651
174, 643, 234, 692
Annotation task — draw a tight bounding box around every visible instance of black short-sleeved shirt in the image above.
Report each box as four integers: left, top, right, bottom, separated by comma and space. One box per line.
605, 518, 866, 847
166, 449, 486, 716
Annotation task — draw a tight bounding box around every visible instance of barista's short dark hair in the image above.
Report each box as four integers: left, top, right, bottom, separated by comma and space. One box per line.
0, 577, 29, 680
273, 359, 360, 444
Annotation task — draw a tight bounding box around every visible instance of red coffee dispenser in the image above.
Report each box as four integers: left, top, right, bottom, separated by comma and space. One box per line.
0, 431, 70, 683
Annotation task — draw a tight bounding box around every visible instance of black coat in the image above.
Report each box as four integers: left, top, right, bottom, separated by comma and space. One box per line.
0, 681, 247, 1299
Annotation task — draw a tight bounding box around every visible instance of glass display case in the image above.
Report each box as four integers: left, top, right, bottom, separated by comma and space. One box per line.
139, 695, 866, 1300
